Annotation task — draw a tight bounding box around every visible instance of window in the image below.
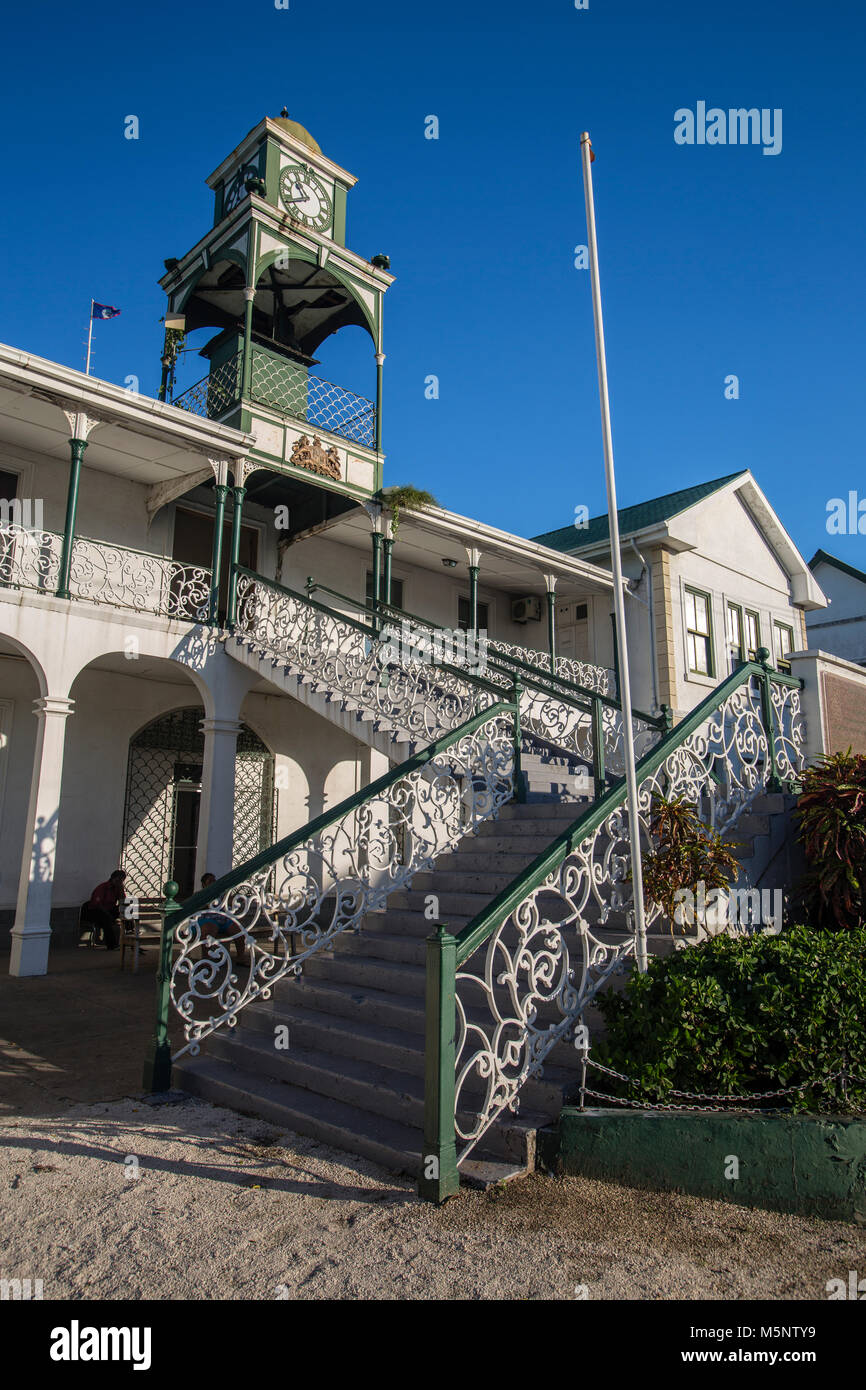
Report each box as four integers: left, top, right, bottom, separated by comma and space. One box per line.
773, 621, 795, 673
744, 610, 761, 662
366, 571, 404, 611
458, 596, 489, 632
725, 602, 745, 672
685, 587, 713, 676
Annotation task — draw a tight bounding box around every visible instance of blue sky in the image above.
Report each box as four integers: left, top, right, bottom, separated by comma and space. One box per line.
0, 0, 864, 566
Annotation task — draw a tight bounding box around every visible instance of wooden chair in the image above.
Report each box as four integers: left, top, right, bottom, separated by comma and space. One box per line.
119, 897, 164, 973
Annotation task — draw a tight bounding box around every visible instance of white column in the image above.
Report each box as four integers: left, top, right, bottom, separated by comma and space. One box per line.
194, 717, 242, 884
9, 696, 75, 977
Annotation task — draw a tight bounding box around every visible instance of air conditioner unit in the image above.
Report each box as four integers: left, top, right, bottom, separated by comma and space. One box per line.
511, 595, 542, 624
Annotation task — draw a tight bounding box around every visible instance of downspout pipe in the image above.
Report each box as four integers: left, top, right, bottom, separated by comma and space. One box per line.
628, 538, 659, 713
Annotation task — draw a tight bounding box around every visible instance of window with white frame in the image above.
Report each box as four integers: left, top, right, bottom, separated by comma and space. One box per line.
773, 620, 795, 673
685, 587, 714, 676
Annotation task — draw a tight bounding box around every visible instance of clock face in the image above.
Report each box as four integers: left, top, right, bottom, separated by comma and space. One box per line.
222, 165, 258, 216
279, 164, 332, 231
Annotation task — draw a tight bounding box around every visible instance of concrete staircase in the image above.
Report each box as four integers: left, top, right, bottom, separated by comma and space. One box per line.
173, 746, 600, 1182
172, 716, 800, 1183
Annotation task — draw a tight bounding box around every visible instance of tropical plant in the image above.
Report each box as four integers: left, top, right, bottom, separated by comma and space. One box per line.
639, 795, 740, 933
594, 924, 866, 1113
379, 484, 438, 537
794, 749, 866, 930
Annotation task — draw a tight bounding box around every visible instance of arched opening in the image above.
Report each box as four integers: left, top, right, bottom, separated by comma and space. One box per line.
121, 706, 275, 899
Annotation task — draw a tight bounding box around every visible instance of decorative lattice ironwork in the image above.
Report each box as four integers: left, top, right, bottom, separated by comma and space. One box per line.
233, 753, 275, 866
170, 349, 377, 449
0, 523, 210, 621
121, 708, 275, 895
168, 354, 242, 419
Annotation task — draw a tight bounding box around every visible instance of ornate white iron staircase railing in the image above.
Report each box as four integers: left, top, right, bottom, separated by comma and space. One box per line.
142, 569, 801, 1192
231, 567, 667, 783
419, 652, 805, 1200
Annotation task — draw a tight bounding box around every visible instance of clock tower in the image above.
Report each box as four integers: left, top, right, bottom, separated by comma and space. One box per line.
158, 110, 393, 524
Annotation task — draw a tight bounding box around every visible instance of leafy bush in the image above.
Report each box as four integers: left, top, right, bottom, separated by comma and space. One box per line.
594, 925, 866, 1113
639, 795, 740, 930
795, 750, 866, 930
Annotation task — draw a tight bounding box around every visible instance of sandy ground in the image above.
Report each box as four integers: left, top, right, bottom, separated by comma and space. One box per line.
1, 1094, 863, 1301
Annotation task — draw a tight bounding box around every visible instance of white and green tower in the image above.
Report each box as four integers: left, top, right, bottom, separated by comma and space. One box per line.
159, 109, 393, 535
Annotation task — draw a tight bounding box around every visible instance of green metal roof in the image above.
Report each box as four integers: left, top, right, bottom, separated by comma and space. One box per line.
532, 471, 749, 554
808, 548, 866, 587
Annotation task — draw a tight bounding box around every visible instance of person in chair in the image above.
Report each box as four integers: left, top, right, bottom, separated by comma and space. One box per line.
83, 870, 127, 950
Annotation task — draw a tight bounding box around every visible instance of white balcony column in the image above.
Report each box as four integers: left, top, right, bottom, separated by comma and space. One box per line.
9, 695, 75, 977
194, 717, 243, 884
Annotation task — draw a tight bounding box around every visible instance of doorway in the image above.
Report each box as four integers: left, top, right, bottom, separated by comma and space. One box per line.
171, 764, 203, 898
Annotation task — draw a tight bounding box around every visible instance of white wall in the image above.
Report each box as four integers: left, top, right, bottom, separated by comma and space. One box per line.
805, 563, 866, 666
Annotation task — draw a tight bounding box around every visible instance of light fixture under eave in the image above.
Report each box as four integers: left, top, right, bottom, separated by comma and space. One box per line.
164, 313, 186, 331
441, 558, 458, 568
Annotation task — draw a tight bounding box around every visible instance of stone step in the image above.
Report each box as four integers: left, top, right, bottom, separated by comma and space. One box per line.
241, 996, 428, 1076
303, 952, 425, 998
206, 1029, 426, 1129
173, 1055, 422, 1176
281, 975, 426, 1034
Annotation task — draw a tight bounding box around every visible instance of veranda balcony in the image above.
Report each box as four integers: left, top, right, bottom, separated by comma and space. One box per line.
170, 347, 377, 451
0, 523, 211, 622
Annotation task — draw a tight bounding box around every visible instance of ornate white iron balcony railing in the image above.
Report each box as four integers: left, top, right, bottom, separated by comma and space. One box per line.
0, 523, 211, 621
170, 348, 377, 450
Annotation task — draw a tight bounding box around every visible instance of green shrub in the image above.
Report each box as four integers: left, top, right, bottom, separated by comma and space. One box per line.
594, 925, 866, 1113
795, 750, 866, 930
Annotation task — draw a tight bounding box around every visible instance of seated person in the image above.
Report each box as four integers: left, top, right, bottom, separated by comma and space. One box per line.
197, 871, 248, 965
82, 870, 127, 950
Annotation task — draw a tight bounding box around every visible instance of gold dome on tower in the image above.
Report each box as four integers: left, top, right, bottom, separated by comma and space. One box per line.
272, 108, 321, 155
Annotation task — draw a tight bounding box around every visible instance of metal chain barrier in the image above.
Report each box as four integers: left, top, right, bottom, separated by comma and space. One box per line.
579, 1055, 865, 1114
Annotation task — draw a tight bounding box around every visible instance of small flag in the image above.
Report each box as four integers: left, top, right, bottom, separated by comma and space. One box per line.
92, 302, 121, 320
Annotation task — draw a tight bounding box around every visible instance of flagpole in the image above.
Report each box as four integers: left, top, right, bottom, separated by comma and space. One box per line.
579, 131, 648, 971
85, 299, 94, 376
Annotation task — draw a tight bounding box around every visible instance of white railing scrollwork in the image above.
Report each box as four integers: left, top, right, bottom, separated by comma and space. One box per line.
446, 666, 805, 1170
170, 706, 515, 1056
234, 570, 501, 744
0, 522, 211, 621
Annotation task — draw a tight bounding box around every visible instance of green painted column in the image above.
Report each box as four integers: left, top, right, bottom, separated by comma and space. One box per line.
142, 881, 180, 1092
469, 565, 479, 633
383, 536, 394, 608
208, 477, 229, 626
371, 529, 383, 629
419, 925, 460, 1203
241, 287, 256, 399
547, 587, 557, 675
225, 480, 247, 630
375, 351, 385, 452
757, 647, 782, 791
56, 437, 88, 599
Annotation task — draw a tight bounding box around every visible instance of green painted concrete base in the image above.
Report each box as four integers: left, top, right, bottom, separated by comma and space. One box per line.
543, 1108, 866, 1225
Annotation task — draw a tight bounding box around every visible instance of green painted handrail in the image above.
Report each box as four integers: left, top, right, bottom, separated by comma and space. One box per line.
304, 576, 664, 728
144, 696, 518, 1092
420, 654, 804, 1200
453, 655, 801, 968
233, 565, 506, 699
